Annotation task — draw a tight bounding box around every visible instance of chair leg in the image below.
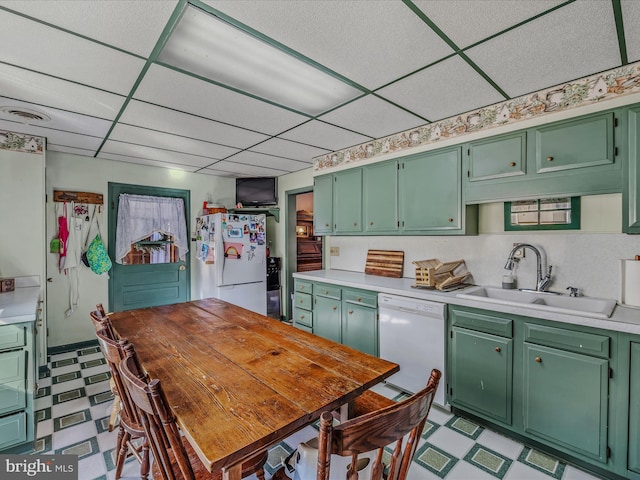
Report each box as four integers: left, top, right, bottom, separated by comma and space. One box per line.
140, 438, 150, 480
256, 467, 265, 480
115, 430, 131, 480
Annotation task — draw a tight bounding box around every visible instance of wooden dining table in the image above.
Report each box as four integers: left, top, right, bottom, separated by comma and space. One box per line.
108, 298, 399, 480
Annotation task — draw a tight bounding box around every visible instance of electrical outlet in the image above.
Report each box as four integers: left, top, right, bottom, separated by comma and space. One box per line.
330, 246, 340, 256
512, 243, 525, 258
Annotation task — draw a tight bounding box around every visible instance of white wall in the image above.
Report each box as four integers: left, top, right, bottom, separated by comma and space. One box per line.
45, 151, 235, 348
329, 194, 637, 300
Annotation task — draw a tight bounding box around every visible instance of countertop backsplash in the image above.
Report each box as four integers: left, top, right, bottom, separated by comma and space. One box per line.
327, 233, 638, 301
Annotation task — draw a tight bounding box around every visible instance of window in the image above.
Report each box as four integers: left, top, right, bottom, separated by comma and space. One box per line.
504, 197, 580, 231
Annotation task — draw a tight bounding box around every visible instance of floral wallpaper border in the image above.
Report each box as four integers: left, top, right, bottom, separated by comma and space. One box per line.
0, 130, 44, 154
314, 61, 640, 172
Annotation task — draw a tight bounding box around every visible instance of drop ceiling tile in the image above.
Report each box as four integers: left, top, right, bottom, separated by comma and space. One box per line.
0, 0, 177, 58
135, 65, 309, 135
413, 0, 565, 49
119, 100, 269, 149
249, 138, 329, 162
206, 0, 454, 90
229, 151, 311, 173
278, 120, 371, 151
208, 160, 289, 177
198, 167, 237, 178
0, 9, 145, 95
0, 63, 125, 119
623, 0, 640, 63
109, 124, 239, 160
97, 152, 200, 173
101, 140, 219, 168
377, 56, 504, 122
0, 119, 101, 152
318, 95, 426, 139
0, 96, 112, 137
46, 144, 96, 157
465, 1, 620, 98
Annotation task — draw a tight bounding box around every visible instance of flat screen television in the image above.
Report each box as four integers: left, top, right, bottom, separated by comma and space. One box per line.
235, 177, 278, 207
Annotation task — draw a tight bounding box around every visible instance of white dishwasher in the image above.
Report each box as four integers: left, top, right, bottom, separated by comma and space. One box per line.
378, 293, 447, 409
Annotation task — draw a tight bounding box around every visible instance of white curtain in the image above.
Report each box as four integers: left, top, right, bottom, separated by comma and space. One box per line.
115, 194, 189, 264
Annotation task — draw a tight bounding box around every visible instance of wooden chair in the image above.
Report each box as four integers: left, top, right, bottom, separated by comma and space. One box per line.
277, 369, 441, 480
95, 328, 150, 480
90, 304, 120, 431
118, 342, 267, 480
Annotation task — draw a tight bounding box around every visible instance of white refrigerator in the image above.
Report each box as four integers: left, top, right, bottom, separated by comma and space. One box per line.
194, 213, 267, 315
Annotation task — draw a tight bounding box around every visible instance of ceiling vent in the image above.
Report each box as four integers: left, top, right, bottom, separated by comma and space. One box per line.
0, 106, 51, 123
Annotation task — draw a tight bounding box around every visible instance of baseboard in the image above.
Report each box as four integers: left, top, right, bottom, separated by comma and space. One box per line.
48, 339, 99, 356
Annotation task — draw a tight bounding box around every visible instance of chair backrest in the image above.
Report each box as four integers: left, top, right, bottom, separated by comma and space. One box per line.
94, 328, 141, 428
317, 369, 441, 480
90, 303, 116, 339
119, 346, 196, 480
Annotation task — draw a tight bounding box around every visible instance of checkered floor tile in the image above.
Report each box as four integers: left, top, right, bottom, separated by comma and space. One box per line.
33, 346, 606, 480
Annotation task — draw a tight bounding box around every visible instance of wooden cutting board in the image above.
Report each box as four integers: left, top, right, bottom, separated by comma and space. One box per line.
365, 250, 404, 278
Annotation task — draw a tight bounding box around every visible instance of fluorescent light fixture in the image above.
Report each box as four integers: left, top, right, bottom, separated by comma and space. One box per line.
158, 5, 362, 116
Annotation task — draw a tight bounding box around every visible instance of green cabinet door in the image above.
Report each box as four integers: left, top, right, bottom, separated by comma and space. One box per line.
314, 296, 341, 343
399, 148, 462, 232
468, 132, 526, 181
342, 302, 377, 356
624, 106, 640, 233
523, 343, 609, 463
628, 342, 640, 473
313, 174, 333, 235
450, 327, 513, 425
363, 160, 398, 232
534, 112, 615, 174
334, 168, 363, 233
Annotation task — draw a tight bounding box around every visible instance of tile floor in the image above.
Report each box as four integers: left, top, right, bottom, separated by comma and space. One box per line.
33, 344, 606, 480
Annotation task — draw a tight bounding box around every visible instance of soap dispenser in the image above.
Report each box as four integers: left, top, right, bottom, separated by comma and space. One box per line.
502, 272, 516, 290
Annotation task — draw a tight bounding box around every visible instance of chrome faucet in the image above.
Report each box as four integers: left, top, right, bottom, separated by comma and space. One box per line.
504, 243, 553, 292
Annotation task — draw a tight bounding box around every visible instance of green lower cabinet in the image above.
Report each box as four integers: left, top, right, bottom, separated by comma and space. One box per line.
523, 342, 609, 463
450, 327, 512, 425
313, 295, 341, 344
342, 303, 377, 355
629, 342, 640, 473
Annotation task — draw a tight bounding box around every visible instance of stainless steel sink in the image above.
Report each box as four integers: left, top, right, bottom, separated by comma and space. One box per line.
456, 286, 617, 319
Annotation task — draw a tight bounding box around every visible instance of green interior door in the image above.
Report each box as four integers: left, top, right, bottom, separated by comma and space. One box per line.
108, 183, 190, 312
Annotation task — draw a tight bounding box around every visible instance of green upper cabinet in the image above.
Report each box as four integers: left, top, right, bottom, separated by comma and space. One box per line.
468, 131, 526, 181
534, 112, 614, 173
313, 174, 333, 235
399, 147, 477, 234
333, 168, 363, 233
624, 105, 640, 233
465, 109, 622, 203
363, 160, 398, 233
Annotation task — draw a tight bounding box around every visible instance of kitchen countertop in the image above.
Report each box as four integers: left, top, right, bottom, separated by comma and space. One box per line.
0, 278, 41, 325
293, 269, 640, 335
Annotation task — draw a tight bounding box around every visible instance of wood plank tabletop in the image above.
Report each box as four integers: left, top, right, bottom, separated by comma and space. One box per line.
108, 298, 399, 476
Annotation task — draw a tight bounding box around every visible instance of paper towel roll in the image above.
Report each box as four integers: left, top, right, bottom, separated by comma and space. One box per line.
622, 259, 640, 307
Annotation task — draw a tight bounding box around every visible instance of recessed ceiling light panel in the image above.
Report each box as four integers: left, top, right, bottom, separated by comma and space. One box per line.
158, 5, 362, 116
0, 106, 51, 123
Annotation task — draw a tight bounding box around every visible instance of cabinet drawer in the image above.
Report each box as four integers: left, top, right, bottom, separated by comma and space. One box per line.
294, 323, 313, 334
523, 323, 609, 359
343, 289, 377, 308
295, 281, 313, 294
0, 325, 26, 351
294, 309, 313, 328
0, 411, 26, 451
314, 284, 341, 300
450, 308, 513, 338
0, 379, 26, 416
294, 292, 312, 311
0, 350, 26, 384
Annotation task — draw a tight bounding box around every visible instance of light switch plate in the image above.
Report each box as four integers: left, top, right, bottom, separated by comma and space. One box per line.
512, 244, 525, 258
330, 246, 340, 256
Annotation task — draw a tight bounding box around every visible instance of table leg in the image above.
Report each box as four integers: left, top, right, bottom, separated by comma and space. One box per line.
223, 463, 242, 480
